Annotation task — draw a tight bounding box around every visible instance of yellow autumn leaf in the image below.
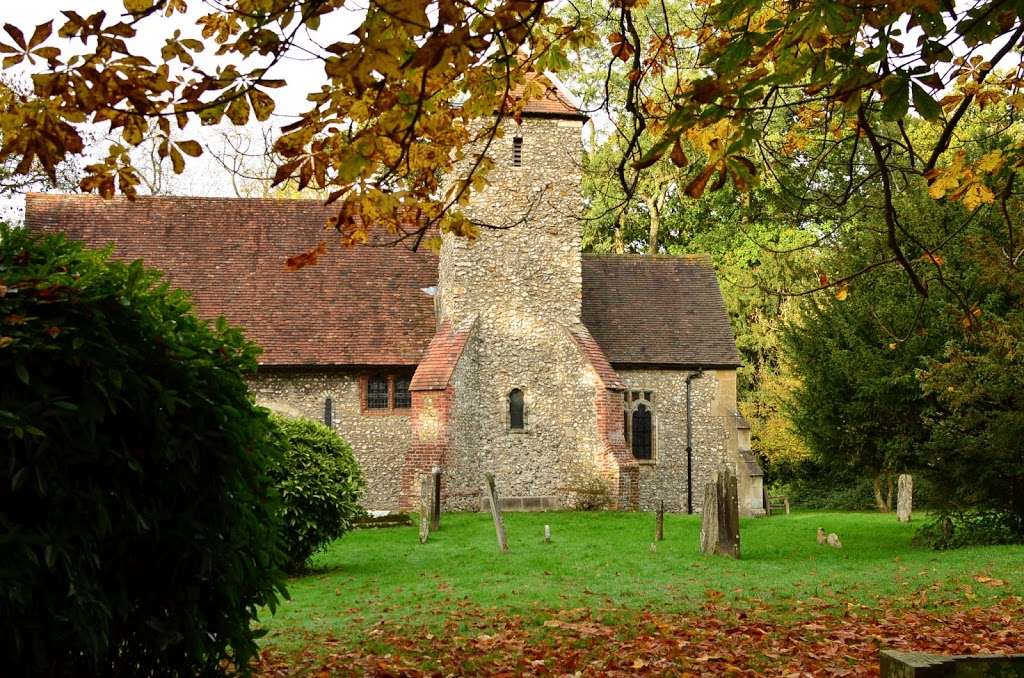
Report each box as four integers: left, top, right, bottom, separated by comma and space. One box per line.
975, 150, 1004, 173
959, 182, 994, 210
835, 282, 848, 301
927, 169, 959, 199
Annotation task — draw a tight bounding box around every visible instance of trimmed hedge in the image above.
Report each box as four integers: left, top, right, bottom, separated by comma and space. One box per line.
269, 415, 364, 572
0, 226, 287, 676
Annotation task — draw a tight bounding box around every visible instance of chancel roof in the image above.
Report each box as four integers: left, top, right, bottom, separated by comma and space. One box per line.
25, 194, 739, 369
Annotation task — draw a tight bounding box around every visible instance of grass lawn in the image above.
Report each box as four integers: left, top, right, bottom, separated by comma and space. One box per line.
258, 510, 1024, 658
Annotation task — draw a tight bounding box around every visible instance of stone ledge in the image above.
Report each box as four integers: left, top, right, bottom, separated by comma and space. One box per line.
879, 649, 1024, 677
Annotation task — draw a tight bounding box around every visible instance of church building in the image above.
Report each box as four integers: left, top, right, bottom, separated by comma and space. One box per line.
25, 76, 763, 516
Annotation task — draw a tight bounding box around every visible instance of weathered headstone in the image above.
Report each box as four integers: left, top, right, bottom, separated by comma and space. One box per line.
655, 499, 665, 542
897, 474, 913, 523
484, 472, 509, 552
880, 649, 1024, 676
544, 524, 551, 543
418, 474, 430, 544
430, 466, 442, 531
699, 467, 740, 559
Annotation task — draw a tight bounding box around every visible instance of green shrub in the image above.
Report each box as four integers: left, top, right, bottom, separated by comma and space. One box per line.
269, 415, 365, 572
0, 226, 287, 676
915, 511, 1024, 550
564, 472, 613, 511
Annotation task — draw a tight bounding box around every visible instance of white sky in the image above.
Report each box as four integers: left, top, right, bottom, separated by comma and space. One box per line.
2, 2, 367, 220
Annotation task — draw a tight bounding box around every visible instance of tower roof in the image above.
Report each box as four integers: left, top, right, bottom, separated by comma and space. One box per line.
510, 71, 587, 120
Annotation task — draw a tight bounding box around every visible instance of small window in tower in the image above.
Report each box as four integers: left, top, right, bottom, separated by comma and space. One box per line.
366, 375, 389, 409
512, 136, 523, 166
394, 376, 412, 409
509, 388, 525, 430
323, 396, 333, 427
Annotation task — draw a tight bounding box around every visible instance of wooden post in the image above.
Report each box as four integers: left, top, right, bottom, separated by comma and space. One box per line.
430, 466, 442, 531
484, 472, 508, 552
897, 474, 912, 523
544, 524, 551, 543
699, 467, 740, 558
655, 499, 665, 541
418, 474, 430, 544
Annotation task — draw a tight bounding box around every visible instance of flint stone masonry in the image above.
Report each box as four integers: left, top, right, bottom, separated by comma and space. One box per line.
248, 368, 410, 511
616, 369, 737, 513
30, 76, 748, 517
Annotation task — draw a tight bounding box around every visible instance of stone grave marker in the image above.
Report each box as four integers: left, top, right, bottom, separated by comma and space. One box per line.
484, 472, 509, 552
897, 474, 913, 523
699, 466, 740, 559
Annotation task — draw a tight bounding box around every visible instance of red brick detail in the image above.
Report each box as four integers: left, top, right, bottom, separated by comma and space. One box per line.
569, 326, 638, 509
593, 386, 640, 510
358, 371, 414, 415
400, 388, 454, 511
408, 321, 473, 392
569, 326, 625, 390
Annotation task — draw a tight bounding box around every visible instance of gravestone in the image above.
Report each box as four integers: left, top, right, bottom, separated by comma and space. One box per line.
544, 524, 551, 543
699, 467, 740, 559
484, 472, 509, 552
897, 474, 913, 523
418, 474, 430, 544
430, 467, 442, 531
880, 649, 1024, 676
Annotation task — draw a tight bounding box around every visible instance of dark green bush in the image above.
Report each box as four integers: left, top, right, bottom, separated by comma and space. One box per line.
914, 511, 1024, 550
269, 415, 365, 572
0, 226, 287, 676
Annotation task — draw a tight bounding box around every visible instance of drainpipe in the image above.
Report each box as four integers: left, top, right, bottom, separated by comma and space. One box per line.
685, 369, 704, 514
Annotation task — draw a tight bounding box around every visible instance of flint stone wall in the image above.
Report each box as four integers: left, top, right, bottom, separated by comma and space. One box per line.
440, 320, 614, 509
616, 368, 735, 513
432, 115, 625, 507
247, 368, 410, 511
438, 116, 585, 326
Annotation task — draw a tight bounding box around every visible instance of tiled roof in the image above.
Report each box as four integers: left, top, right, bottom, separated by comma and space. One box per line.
581, 254, 741, 368
512, 72, 586, 119
25, 193, 438, 366
25, 195, 740, 369
568, 326, 625, 390
409, 319, 475, 391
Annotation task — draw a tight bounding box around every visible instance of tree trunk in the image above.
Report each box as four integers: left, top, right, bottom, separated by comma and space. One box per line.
897, 474, 912, 522
643, 195, 662, 255
872, 474, 890, 513
613, 212, 625, 254
885, 474, 894, 513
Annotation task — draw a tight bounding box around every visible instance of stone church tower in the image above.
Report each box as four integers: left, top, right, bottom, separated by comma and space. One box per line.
403, 78, 640, 510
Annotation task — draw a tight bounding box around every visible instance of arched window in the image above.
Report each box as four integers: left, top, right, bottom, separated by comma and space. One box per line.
624, 390, 655, 461
631, 404, 653, 460
508, 388, 525, 430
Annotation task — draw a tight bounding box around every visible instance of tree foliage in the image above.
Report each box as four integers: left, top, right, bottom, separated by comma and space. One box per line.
0, 225, 287, 676
0, 0, 1022, 273
269, 415, 365, 573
